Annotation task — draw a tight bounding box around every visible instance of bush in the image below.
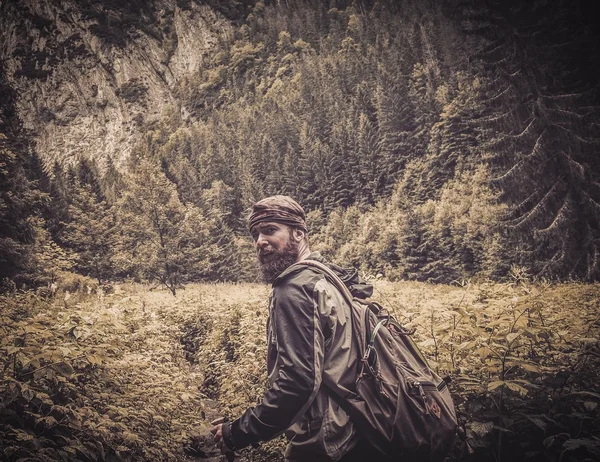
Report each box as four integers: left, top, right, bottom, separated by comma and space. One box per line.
53, 271, 98, 294
2, 281, 597, 461
0, 286, 209, 461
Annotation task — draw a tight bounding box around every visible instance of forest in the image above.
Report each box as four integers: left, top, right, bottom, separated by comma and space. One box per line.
1, 0, 600, 461
1, 0, 600, 291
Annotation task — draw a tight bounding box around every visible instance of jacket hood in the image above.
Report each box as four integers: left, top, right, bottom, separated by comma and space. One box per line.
274, 251, 373, 299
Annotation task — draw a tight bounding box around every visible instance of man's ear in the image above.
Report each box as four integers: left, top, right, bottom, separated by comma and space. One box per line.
292, 228, 305, 242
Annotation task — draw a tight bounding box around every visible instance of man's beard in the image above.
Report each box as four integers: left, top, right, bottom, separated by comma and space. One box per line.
258, 239, 300, 284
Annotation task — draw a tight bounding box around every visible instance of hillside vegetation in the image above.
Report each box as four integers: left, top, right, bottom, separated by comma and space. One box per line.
2, 0, 600, 292
1, 280, 599, 461
2, 1, 599, 461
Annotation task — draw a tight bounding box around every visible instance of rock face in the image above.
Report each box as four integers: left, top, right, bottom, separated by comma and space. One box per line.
0, 0, 232, 168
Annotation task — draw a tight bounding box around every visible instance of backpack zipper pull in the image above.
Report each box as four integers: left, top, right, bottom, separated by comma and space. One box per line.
413, 381, 430, 415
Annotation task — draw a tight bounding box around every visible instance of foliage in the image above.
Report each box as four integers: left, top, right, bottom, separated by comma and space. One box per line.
29, 220, 76, 286
4, 0, 600, 289
114, 160, 247, 293
0, 65, 52, 290
60, 183, 117, 283
0, 285, 210, 461
376, 280, 600, 462
310, 166, 508, 283
102, 0, 596, 283
1, 280, 598, 461
192, 278, 600, 461
448, 0, 600, 280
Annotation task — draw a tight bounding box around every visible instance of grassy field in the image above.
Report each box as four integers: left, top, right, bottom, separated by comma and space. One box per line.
1, 279, 599, 461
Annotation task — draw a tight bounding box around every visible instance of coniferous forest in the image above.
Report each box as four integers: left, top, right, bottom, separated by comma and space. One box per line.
1, 1, 600, 461
1, 0, 600, 289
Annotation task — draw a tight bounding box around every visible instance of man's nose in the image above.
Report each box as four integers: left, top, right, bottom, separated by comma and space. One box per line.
256, 234, 268, 247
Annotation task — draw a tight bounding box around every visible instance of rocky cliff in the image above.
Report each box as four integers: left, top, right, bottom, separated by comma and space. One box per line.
0, 0, 233, 168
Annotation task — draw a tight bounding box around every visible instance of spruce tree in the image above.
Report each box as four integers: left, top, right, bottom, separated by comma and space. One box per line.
0, 65, 49, 288
459, 0, 600, 279
61, 181, 117, 283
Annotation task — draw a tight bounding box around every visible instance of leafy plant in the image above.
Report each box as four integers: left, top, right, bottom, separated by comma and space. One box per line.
385, 280, 600, 462
1, 278, 598, 461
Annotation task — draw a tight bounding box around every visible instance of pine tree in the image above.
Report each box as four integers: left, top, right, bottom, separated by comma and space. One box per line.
423, 74, 486, 194
101, 155, 125, 204
99, 0, 600, 283
459, 0, 600, 279
356, 111, 382, 204
45, 162, 71, 239
0, 65, 49, 288
61, 182, 117, 282
374, 61, 416, 196
75, 157, 105, 201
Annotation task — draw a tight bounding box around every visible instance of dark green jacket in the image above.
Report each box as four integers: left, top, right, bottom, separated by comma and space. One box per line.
226, 252, 373, 461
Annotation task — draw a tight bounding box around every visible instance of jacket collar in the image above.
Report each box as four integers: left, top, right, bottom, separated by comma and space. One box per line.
272, 252, 374, 299
272, 251, 325, 285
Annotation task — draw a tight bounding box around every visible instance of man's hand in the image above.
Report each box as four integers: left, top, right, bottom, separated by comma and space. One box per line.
210, 423, 224, 445
210, 418, 235, 460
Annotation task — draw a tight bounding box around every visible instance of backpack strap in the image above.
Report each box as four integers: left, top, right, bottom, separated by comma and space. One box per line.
294, 259, 354, 305
293, 259, 368, 351
292, 259, 371, 372
294, 260, 430, 372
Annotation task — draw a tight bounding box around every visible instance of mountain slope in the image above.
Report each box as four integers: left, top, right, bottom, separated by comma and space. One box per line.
0, 0, 232, 167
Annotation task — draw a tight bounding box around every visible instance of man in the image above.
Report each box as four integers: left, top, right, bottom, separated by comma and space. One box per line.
211, 195, 381, 461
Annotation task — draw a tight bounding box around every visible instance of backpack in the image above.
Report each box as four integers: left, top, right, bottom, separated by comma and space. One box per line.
296, 260, 458, 462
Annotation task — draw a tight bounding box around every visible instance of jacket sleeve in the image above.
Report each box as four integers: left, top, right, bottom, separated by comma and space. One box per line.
228, 272, 325, 449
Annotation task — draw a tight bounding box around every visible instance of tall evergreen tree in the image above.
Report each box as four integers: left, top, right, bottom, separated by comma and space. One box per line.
75, 157, 105, 201
61, 181, 117, 282
456, 0, 600, 279
101, 155, 125, 204
44, 162, 71, 239
0, 63, 49, 287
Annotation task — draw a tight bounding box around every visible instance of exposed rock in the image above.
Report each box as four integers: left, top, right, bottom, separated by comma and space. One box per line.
0, 0, 232, 168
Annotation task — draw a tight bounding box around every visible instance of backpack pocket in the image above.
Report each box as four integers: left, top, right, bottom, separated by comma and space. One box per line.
392, 375, 457, 460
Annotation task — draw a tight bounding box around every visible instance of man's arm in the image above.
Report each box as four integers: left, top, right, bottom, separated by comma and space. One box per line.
222, 274, 325, 450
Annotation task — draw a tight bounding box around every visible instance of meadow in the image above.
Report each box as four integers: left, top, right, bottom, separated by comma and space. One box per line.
1, 278, 599, 461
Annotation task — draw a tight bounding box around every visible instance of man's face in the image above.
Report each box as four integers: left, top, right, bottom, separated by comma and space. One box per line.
251, 222, 300, 283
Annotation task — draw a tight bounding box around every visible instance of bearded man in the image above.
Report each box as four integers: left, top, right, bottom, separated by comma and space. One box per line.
211, 195, 386, 461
